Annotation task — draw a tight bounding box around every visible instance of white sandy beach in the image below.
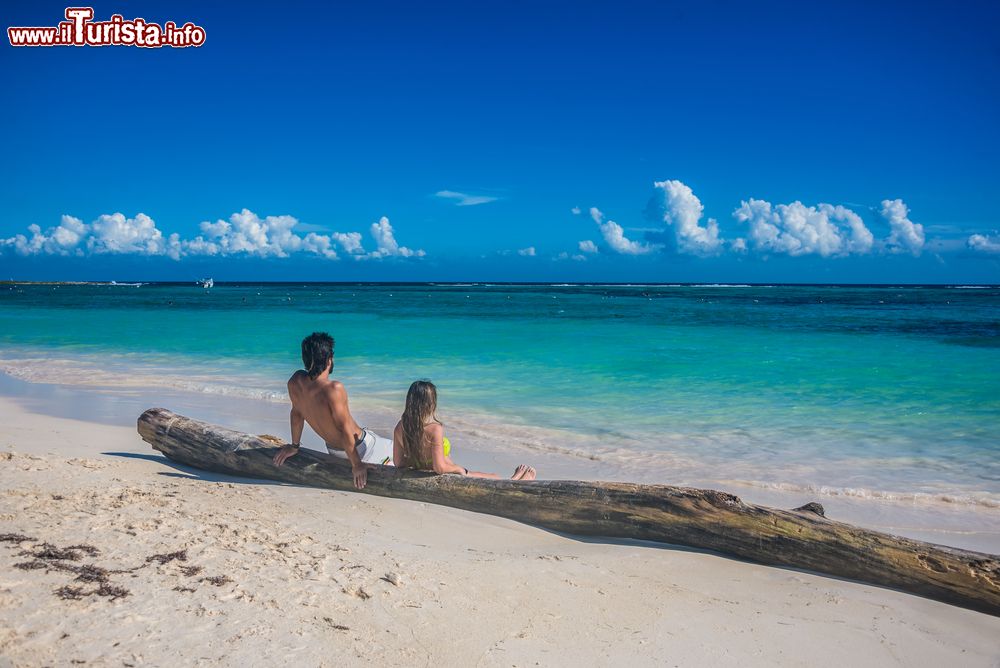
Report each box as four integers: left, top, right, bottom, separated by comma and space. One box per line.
1, 396, 999, 667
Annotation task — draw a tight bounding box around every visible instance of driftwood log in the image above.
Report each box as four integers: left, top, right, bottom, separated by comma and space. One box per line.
137, 407, 1000, 617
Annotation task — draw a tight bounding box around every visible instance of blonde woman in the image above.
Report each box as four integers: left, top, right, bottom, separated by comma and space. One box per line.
392, 380, 536, 480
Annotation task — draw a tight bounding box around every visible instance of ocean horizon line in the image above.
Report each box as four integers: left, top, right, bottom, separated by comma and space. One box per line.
4, 280, 999, 288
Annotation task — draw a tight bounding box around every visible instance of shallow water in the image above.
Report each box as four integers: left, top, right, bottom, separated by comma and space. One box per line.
2, 282, 998, 513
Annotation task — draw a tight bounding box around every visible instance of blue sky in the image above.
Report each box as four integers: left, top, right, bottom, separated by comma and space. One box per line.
2, 0, 999, 282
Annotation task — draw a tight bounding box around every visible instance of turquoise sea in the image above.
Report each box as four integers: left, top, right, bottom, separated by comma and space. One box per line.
2, 282, 999, 532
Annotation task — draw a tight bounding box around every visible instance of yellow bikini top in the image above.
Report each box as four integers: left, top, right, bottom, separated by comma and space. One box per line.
414, 436, 451, 469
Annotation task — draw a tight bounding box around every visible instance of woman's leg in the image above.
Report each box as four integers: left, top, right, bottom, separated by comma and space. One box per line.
464, 470, 500, 479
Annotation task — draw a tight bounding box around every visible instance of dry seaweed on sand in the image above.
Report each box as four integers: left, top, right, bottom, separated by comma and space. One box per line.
73, 564, 110, 583
95, 583, 130, 600
31, 543, 84, 561
55, 585, 87, 600
13, 560, 50, 571
201, 574, 232, 586
14, 558, 76, 573
54, 582, 129, 600
0, 532, 35, 543
64, 544, 99, 556
146, 549, 188, 565
20, 559, 114, 588
180, 565, 203, 577
54, 581, 130, 601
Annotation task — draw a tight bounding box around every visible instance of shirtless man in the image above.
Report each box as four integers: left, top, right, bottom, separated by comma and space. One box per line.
272, 332, 393, 489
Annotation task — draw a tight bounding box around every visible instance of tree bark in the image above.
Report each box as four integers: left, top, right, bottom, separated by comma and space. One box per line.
137, 407, 1000, 617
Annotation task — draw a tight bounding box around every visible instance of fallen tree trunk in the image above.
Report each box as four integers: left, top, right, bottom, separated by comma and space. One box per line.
136, 407, 1000, 617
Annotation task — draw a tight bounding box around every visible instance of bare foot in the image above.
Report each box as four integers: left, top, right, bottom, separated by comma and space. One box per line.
510, 464, 536, 481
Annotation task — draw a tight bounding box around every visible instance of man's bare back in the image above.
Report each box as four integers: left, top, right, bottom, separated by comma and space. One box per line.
272, 332, 373, 489
286, 369, 362, 451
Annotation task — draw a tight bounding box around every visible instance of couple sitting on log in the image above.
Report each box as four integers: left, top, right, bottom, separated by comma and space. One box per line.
272, 332, 537, 489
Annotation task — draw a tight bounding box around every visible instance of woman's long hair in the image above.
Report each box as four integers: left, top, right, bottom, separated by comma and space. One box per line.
400, 380, 439, 466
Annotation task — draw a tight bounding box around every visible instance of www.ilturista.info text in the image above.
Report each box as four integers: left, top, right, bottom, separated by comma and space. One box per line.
8, 7, 206, 48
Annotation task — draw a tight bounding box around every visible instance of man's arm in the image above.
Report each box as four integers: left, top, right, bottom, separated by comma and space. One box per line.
340, 436, 367, 489
273, 406, 304, 466
329, 383, 368, 490
290, 405, 304, 445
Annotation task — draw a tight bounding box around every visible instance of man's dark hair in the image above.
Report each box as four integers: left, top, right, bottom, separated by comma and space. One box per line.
301, 332, 334, 379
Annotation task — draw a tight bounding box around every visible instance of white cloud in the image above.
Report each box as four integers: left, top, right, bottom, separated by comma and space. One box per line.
301, 233, 338, 258
2, 210, 423, 263
3, 226, 41, 255
165, 233, 183, 260
88, 213, 165, 256
653, 180, 723, 255
881, 199, 924, 256
181, 212, 425, 261
50, 215, 88, 254
332, 231, 364, 254
836, 204, 875, 254
732, 199, 874, 257
968, 234, 1000, 254
3, 215, 88, 256
179, 235, 219, 257
3, 212, 183, 260
434, 190, 498, 206
183, 209, 337, 259
0, 194, 936, 266
367, 216, 425, 259
571, 206, 582, 215
590, 207, 656, 255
